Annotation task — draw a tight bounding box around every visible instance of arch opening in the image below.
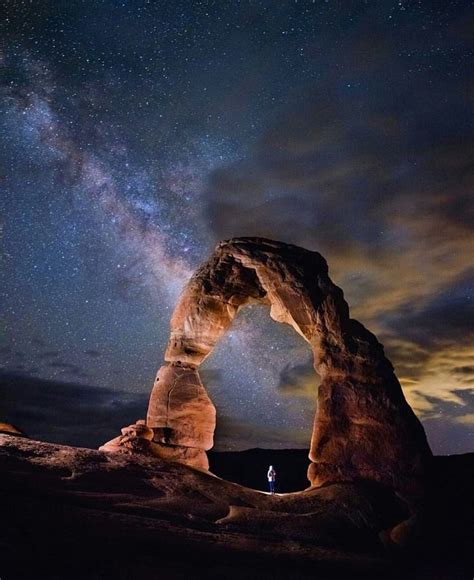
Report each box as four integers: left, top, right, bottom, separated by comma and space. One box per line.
201, 302, 317, 492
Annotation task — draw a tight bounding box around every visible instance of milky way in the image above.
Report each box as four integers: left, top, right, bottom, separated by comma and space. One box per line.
1, 1, 473, 453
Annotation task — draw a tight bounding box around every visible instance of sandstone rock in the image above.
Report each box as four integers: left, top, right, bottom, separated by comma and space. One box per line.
149, 440, 209, 470
146, 237, 432, 496
0, 436, 407, 570
146, 361, 216, 470
99, 420, 154, 455
0, 422, 27, 437
216, 505, 380, 550
147, 363, 216, 450
1, 436, 471, 578
99, 419, 210, 469
387, 514, 422, 549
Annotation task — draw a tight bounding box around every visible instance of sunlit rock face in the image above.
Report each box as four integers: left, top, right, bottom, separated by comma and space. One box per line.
147, 237, 432, 493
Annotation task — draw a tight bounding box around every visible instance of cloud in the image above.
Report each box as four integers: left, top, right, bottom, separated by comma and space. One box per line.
277, 359, 319, 398
47, 360, 87, 378
201, 67, 474, 430
455, 414, 474, 426
48, 361, 75, 369
453, 366, 474, 378
382, 272, 474, 349
0, 370, 148, 448
418, 388, 474, 454
84, 349, 102, 358
39, 350, 62, 359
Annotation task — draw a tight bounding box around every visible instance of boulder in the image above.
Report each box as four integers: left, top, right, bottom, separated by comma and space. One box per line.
0, 422, 27, 438
99, 419, 210, 469
99, 420, 154, 455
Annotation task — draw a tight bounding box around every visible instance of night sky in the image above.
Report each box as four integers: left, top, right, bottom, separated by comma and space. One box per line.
1, 1, 473, 455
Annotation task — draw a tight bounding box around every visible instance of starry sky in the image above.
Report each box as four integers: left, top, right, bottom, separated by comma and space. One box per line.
1, 0, 473, 455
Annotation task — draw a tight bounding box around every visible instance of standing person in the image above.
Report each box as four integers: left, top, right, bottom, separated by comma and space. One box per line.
267, 465, 276, 494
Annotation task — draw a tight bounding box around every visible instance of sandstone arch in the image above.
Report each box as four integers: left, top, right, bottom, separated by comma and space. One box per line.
147, 237, 432, 493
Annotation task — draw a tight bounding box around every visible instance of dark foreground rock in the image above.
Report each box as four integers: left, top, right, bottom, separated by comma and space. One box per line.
0, 436, 472, 579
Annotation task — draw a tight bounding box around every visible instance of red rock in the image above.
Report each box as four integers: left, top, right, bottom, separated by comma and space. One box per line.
99, 420, 154, 455
147, 363, 216, 450
146, 237, 432, 495
0, 422, 27, 437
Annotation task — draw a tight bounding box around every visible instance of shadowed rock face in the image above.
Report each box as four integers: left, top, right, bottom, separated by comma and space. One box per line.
146, 237, 432, 494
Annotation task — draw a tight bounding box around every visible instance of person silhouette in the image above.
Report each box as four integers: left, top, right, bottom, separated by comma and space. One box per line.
267, 465, 276, 494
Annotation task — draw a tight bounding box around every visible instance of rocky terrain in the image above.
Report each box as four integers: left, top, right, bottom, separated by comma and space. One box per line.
0, 434, 472, 579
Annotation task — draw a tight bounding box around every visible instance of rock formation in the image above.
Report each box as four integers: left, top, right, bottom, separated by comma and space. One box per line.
146, 364, 215, 469
100, 418, 211, 469
146, 237, 432, 495
0, 422, 27, 437
99, 420, 154, 454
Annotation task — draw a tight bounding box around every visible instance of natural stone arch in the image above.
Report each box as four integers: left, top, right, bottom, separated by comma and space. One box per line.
147, 237, 432, 494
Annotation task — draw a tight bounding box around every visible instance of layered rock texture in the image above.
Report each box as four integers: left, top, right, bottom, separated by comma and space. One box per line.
146, 237, 432, 494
